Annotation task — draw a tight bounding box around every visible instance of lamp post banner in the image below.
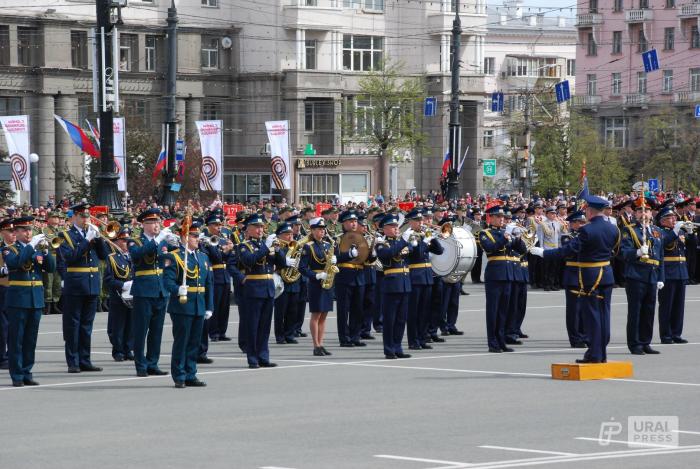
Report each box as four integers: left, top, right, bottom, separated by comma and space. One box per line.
113, 117, 127, 191
0, 115, 30, 192
196, 120, 223, 191
265, 120, 291, 190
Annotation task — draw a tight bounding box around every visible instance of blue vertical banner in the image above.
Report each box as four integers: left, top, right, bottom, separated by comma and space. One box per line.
424, 97, 437, 117
555, 80, 571, 103
491, 92, 504, 112
642, 49, 659, 73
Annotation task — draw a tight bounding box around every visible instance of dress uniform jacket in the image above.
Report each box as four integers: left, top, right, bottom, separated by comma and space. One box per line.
299, 239, 334, 312
406, 236, 443, 285
479, 228, 524, 282
620, 223, 670, 285
128, 234, 169, 298
661, 228, 689, 282
201, 240, 232, 286
4, 243, 56, 309
376, 237, 412, 293
238, 239, 275, 298
658, 227, 689, 342
377, 236, 413, 356
163, 249, 214, 316
58, 226, 109, 296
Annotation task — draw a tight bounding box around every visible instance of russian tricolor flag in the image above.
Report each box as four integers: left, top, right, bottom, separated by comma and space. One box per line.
441, 150, 451, 179
53, 115, 100, 158
152, 147, 166, 182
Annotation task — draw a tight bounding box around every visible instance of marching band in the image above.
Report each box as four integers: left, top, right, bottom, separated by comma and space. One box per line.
0, 194, 694, 387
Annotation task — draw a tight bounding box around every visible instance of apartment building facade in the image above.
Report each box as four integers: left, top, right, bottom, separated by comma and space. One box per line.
574, 0, 700, 148
0, 0, 491, 203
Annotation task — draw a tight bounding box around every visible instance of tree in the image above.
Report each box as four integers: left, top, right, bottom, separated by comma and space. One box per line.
342, 59, 427, 196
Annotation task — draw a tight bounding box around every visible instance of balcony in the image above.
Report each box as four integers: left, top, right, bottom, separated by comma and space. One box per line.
427, 12, 487, 35
625, 9, 654, 22
679, 2, 700, 17
572, 95, 602, 109
282, 0, 343, 30
624, 93, 650, 107
576, 13, 603, 27
673, 90, 700, 104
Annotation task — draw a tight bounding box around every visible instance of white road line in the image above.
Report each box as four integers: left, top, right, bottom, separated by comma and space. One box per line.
478, 446, 578, 456
675, 430, 700, 435
345, 362, 549, 378
613, 378, 700, 387
374, 454, 472, 466
259, 466, 297, 469
575, 437, 678, 449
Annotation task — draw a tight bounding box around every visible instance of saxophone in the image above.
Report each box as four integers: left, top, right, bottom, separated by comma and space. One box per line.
280, 235, 309, 283
321, 236, 339, 290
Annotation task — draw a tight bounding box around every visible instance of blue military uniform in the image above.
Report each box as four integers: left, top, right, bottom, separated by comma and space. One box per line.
4, 217, 56, 386
479, 205, 527, 352
103, 230, 135, 361
0, 224, 11, 370
299, 234, 335, 313
559, 211, 588, 347
620, 202, 675, 354
200, 213, 233, 343
542, 196, 620, 363
226, 213, 247, 353
128, 208, 171, 376
376, 214, 414, 358
657, 209, 688, 344
272, 222, 303, 344
359, 216, 379, 340
505, 214, 530, 344
163, 233, 214, 387
334, 210, 366, 347
58, 204, 110, 372
238, 214, 276, 368
289, 216, 309, 338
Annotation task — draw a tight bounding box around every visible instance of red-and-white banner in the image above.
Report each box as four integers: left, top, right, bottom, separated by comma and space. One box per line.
196, 120, 223, 192
265, 120, 291, 190
0, 115, 30, 192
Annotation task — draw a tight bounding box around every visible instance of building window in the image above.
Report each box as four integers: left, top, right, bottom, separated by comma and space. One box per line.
299, 174, 340, 203
506, 57, 558, 77
664, 28, 675, 50
605, 117, 628, 148
226, 174, 276, 203
342, 35, 383, 71
145, 35, 157, 71
0, 97, 22, 116
304, 102, 315, 133
567, 59, 576, 76
201, 0, 218, 6
483, 129, 494, 148
692, 26, 700, 49
0, 26, 8, 65
587, 32, 597, 56
123, 98, 150, 128
483, 57, 495, 75
17, 27, 39, 66
638, 72, 647, 94
201, 37, 219, 69
640, 0, 649, 8
343, 0, 385, 9
638, 29, 648, 53
612, 31, 622, 54
589, 0, 598, 13
202, 101, 221, 120
587, 74, 597, 96
71, 31, 88, 69
663, 70, 673, 93
690, 68, 700, 92
666, 0, 675, 7
611, 73, 622, 95
613, 0, 623, 11
305, 39, 317, 70
119, 34, 136, 71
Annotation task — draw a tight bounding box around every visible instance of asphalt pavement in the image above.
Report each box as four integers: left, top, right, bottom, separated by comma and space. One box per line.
2, 282, 700, 469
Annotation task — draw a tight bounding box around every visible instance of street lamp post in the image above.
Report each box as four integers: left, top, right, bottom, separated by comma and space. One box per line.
29, 152, 39, 207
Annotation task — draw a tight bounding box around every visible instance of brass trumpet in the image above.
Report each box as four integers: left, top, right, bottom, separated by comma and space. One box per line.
89, 216, 120, 239
41, 228, 64, 249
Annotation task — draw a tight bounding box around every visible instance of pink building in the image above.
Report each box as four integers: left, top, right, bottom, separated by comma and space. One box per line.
574, 0, 700, 148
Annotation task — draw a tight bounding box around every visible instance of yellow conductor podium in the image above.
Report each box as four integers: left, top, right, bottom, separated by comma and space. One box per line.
551, 361, 634, 381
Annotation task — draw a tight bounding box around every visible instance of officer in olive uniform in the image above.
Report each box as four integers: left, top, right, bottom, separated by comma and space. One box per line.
376, 213, 414, 359
42, 210, 63, 315
334, 210, 366, 347
238, 213, 277, 369
129, 208, 176, 377
58, 203, 110, 373
104, 226, 135, 361
263, 207, 278, 236
4, 217, 56, 386
620, 198, 678, 355
164, 219, 214, 388
656, 206, 689, 344
322, 208, 340, 238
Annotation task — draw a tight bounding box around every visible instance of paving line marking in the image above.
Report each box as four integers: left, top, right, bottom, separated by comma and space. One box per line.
259, 466, 297, 469
343, 362, 549, 378
478, 446, 578, 456
675, 430, 700, 435
374, 455, 472, 466
575, 437, 678, 449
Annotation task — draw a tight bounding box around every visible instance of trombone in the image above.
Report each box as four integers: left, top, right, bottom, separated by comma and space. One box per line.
88, 216, 120, 240
41, 228, 65, 250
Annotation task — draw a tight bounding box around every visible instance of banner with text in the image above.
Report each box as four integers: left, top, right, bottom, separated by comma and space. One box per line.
113, 117, 127, 191
196, 120, 223, 191
0, 115, 30, 192
265, 120, 291, 190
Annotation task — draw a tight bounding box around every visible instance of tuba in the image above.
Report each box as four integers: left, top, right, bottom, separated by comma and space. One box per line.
279, 235, 309, 283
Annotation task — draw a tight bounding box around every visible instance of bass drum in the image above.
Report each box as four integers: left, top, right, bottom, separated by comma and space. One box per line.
431, 227, 478, 283
273, 273, 285, 299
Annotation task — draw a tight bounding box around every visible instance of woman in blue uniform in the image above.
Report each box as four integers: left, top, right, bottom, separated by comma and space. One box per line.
299, 218, 336, 356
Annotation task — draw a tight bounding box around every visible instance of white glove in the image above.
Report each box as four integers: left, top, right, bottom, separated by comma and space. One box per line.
204, 310, 213, 320
61, 280, 64, 288
529, 247, 544, 257
674, 221, 685, 235
122, 280, 132, 292
165, 233, 180, 246
177, 285, 188, 297
0, 266, 8, 276
349, 247, 358, 258
637, 245, 649, 257
87, 225, 100, 241
155, 228, 170, 244
265, 235, 276, 249
371, 248, 376, 257
331, 255, 337, 265
285, 256, 299, 268
410, 239, 418, 247
401, 230, 412, 242
375, 235, 385, 244
505, 224, 515, 236
423, 235, 433, 245
315, 272, 328, 280
29, 234, 46, 248
656, 281, 665, 290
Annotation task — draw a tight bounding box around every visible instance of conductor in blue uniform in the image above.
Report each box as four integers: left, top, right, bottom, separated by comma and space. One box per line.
4, 217, 56, 386
163, 220, 213, 388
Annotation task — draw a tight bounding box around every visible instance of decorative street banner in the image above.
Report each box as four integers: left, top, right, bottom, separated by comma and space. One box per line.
265, 120, 291, 190
113, 117, 127, 191
0, 115, 31, 191
196, 120, 223, 191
